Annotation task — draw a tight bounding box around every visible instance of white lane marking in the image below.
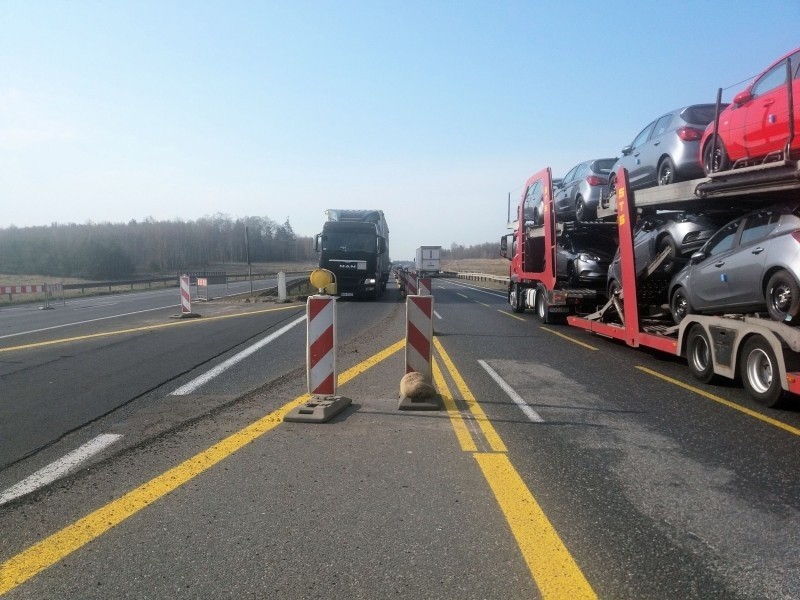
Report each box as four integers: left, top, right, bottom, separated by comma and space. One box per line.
434, 310, 443, 320
448, 280, 506, 298
170, 315, 306, 395
457, 293, 469, 298
73, 302, 119, 309
0, 434, 123, 505
478, 359, 544, 423
0, 305, 176, 340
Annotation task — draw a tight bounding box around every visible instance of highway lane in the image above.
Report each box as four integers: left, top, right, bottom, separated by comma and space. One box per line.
1, 278, 799, 598
0, 274, 303, 340
432, 278, 800, 599
0, 282, 395, 474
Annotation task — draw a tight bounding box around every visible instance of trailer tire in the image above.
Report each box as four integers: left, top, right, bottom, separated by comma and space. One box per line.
739, 335, 786, 407
765, 270, 800, 324
510, 284, 525, 313
686, 325, 715, 383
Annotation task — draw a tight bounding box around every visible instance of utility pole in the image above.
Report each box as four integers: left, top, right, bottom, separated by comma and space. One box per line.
245, 225, 253, 295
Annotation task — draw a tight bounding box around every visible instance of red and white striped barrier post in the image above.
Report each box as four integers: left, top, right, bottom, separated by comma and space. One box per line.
406, 272, 418, 296
180, 275, 192, 315
307, 295, 337, 396
405, 295, 433, 380
285, 272, 352, 423
417, 277, 431, 296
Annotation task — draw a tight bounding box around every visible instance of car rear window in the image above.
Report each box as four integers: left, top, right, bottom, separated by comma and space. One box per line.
591, 158, 617, 173
681, 104, 728, 125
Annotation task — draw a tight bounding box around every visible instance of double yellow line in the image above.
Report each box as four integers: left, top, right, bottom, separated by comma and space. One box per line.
432, 338, 596, 599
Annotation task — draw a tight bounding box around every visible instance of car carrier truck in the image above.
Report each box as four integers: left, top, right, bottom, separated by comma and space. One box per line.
502, 157, 800, 407
316, 209, 389, 299
500, 168, 615, 323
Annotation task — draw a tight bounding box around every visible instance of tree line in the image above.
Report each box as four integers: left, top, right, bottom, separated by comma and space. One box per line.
441, 241, 499, 260
0, 215, 315, 280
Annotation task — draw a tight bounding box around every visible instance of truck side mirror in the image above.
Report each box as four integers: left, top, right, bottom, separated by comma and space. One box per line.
378, 237, 386, 254
315, 234, 322, 252
500, 235, 508, 258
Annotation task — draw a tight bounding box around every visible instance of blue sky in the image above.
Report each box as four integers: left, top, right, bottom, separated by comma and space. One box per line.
1, 1, 798, 261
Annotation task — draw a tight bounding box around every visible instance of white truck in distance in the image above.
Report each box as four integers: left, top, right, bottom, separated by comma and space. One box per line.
415, 246, 441, 277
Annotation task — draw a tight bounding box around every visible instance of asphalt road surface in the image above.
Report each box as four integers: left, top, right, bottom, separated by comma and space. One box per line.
1, 278, 799, 599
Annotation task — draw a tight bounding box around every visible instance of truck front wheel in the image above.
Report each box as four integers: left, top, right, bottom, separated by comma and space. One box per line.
739, 335, 786, 407
510, 284, 525, 313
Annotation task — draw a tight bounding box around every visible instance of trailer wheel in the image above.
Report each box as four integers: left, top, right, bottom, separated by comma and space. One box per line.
740, 335, 786, 407
670, 286, 693, 325
687, 325, 715, 383
765, 270, 800, 324
510, 284, 525, 313
703, 136, 729, 175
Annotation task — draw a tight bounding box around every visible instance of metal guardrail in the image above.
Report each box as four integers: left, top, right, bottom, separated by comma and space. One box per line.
442, 271, 509, 284
58, 271, 315, 294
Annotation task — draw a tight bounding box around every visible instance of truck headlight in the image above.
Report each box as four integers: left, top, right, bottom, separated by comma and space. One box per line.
365, 278, 377, 284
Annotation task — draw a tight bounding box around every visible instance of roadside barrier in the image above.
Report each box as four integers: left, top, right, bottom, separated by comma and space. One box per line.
399, 294, 438, 410
307, 295, 336, 396
405, 294, 433, 379
172, 275, 200, 319
0, 283, 64, 308
285, 286, 352, 423
417, 277, 431, 296
196, 277, 209, 301
180, 275, 192, 314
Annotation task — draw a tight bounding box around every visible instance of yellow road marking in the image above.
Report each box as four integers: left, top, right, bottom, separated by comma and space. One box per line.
475, 453, 597, 600
433, 337, 506, 452
498, 310, 526, 321
0, 340, 404, 596
432, 358, 477, 452
0, 304, 304, 354
541, 326, 598, 351
637, 366, 800, 436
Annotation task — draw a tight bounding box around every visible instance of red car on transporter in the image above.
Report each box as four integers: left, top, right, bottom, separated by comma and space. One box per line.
701, 47, 800, 174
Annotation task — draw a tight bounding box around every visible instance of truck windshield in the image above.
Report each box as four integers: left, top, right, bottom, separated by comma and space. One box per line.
321, 232, 376, 252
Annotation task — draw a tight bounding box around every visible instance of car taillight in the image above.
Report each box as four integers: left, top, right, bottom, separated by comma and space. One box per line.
586, 175, 607, 186
791, 230, 800, 244
676, 126, 703, 141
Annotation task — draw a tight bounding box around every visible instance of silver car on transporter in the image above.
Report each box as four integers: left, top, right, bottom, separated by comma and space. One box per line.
554, 158, 617, 222
607, 103, 726, 196
669, 203, 800, 325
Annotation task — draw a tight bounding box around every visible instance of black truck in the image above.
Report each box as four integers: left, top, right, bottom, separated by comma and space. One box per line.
315, 216, 388, 299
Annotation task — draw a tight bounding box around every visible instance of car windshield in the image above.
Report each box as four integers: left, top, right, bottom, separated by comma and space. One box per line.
681, 104, 726, 125
591, 159, 617, 174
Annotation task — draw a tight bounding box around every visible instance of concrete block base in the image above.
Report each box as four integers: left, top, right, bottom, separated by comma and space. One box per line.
284, 396, 352, 423
398, 394, 441, 411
